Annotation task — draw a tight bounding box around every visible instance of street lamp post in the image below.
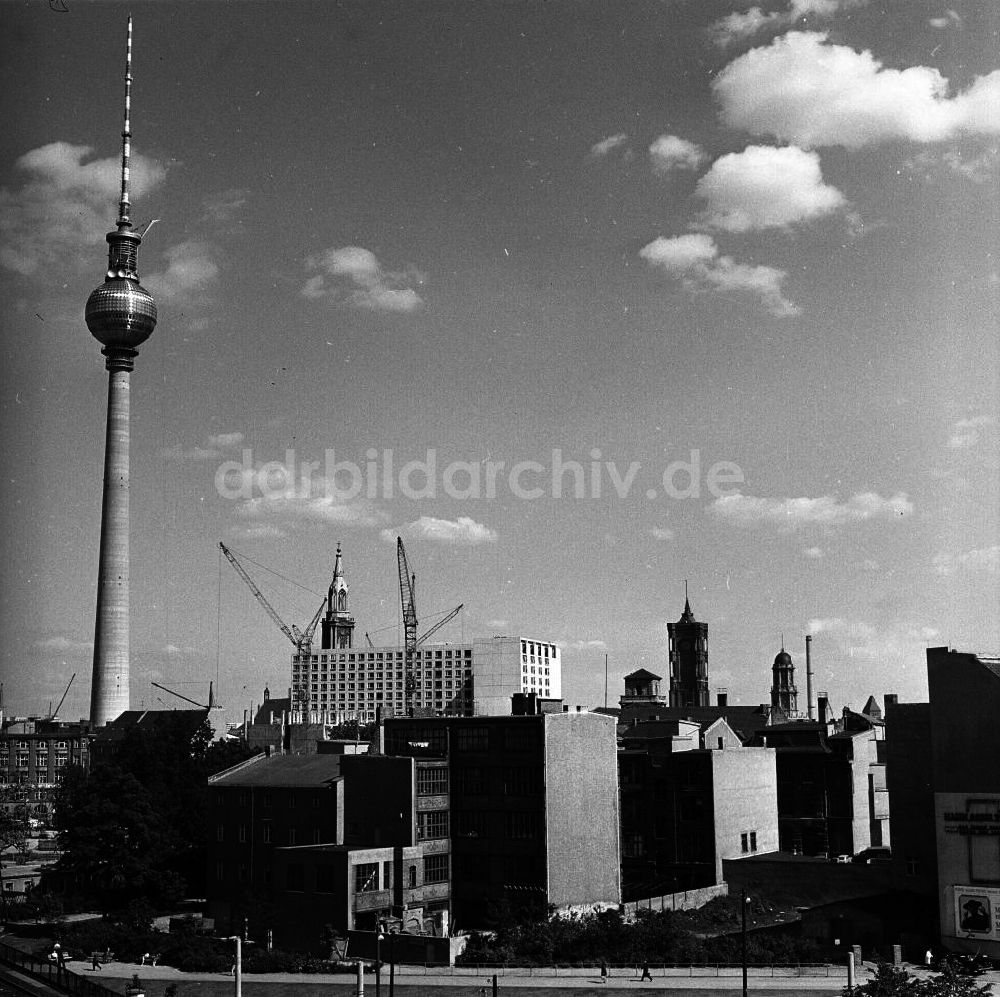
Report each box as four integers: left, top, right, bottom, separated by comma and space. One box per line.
228, 936, 242, 997
741, 888, 749, 997
375, 923, 383, 997
388, 927, 396, 997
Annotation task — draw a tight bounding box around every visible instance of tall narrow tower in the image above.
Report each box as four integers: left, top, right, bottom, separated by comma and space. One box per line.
85, 18, 158, 726
320, 543, 356, 650
667, 589, 710, 708
770, 646, 798, 719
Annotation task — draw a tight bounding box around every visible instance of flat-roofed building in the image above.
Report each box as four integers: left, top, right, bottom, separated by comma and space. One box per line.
384, 709, 620, 928
291, 635, 561, 722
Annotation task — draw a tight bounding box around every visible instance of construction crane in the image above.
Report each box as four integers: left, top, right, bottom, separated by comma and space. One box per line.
151, 680, 213, 709
365, 632, 375, 648
49, 673, 76, 719
397, 537, 419, 716
417, 604, 464, 647
396, 537, 464, 716
219, 541, 325, 653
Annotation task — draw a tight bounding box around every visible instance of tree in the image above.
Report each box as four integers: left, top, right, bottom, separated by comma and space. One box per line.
53, 714, 222, 909
845, 960, 993, 997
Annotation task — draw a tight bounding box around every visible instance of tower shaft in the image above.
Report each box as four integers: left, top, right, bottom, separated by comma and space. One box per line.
90, 365, 132, 725
85, 17, 157, 725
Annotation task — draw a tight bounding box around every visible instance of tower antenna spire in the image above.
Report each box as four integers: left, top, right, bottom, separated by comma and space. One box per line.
118, 15, 134, 230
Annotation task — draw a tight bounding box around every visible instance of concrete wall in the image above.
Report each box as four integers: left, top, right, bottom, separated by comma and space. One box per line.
928, 649, 1000, 959
886, 703, 937, 897
711, 748, 779, 882
471, 637, 520, 716
622, 883, 728, 915
543, 711, 621, 908
340, 754, 416, 847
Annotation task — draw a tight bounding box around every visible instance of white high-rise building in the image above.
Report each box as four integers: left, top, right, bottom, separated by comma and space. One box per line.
290, 636, 561, 722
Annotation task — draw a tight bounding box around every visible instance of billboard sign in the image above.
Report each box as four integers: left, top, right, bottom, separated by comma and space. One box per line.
954, 886, 1000, 941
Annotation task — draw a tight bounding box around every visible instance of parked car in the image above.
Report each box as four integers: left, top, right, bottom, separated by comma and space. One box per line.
852, 846, 891, 864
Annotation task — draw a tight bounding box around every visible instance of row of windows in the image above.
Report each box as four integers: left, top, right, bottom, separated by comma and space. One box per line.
219, 823, 331, 846
218, 790, 328, 809
1, 740, 74, 750
298, 649, 474, 665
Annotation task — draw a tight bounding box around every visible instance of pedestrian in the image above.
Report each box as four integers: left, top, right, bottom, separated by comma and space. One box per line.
56, 945, 66, 973
91, 951, 102, 971
640, 960, 652, 981
925, 949, 933, 968
600, 957, 608, 984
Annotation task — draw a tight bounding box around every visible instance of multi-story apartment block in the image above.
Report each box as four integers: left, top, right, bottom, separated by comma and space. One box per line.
383, 708, 620, 928
291, 636, 561, 722
290, 548, 561, 722
0, 717, 96, 822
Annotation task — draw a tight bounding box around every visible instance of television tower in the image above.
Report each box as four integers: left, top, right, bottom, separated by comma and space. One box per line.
85, 17, 158, 725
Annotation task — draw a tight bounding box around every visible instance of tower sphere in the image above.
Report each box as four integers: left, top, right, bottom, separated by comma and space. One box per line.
86, 277, 157, 349
774, 650, 793, 665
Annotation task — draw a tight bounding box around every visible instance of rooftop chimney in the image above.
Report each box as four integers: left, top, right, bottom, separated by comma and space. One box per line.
817, 692, 829, 726
805, 634, 814, 720
717, 689, 728, 708
884, 693, 898, 711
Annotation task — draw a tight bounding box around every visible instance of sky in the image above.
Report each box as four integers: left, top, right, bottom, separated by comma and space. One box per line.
1, 0, 997, 726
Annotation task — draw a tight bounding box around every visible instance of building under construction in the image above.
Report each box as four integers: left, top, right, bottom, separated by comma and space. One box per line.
290, 541, 562, 722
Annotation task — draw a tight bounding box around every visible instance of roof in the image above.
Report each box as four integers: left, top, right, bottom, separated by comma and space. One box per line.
254, 697, 290, 725
94, 708, 208, 743
623, 668, 662, 682
616, 704, 773, 742
211, 753, 344, 787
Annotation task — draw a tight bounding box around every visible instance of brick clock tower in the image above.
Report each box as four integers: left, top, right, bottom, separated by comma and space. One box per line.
320, 543, 355, 650
667, 594, 710, 708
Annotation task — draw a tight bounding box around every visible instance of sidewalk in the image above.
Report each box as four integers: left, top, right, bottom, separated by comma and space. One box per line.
62, 958, 1000, 993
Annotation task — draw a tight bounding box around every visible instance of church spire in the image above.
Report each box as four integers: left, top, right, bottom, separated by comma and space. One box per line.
321, 542, 355, 650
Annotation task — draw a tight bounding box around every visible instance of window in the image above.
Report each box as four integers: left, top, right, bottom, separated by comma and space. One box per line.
409, 865, 417, 889
216, 824, 225, 842
623, 832, 644, 858
216, 861, 224, 882
238, 824, 248, 843
503, 766, 541, 795
740, 833, 749, 854
504, 811, 540, 840
288, 828, 297, 845
417, 810, 449, 840
262, 824, 272, 844
355, 863, 379, 893
455, 726, 489, 751
906, 857, 919, 877
417, 767, 448, 795
750, 831, 757, 853
454, 766, 486, 795
424, 854, 449, 884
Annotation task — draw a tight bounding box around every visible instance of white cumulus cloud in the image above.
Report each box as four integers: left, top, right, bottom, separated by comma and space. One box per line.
303, 245, 424, 312
651, 526, 675, 541
933, 545, 1000, 576
0, 141, 166, 277
695, 145, 846, 231
162, 431, 244, 463
385, 516, 497, 547
649, 135, 706, 175
947, 414, 996, 449
145, 240, 220, 303
589, 133, 630, 159
640, 233, 800, 316
713, 31, 1000, 149
710, 490, 914, 529
711, 0, 867, 46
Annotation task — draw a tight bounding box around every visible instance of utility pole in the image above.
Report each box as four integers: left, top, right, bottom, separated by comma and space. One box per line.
741, 888, 749, 997
230, 936, 242, 997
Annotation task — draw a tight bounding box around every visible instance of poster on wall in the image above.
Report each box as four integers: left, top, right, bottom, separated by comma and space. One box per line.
954, 886, 1000, 941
